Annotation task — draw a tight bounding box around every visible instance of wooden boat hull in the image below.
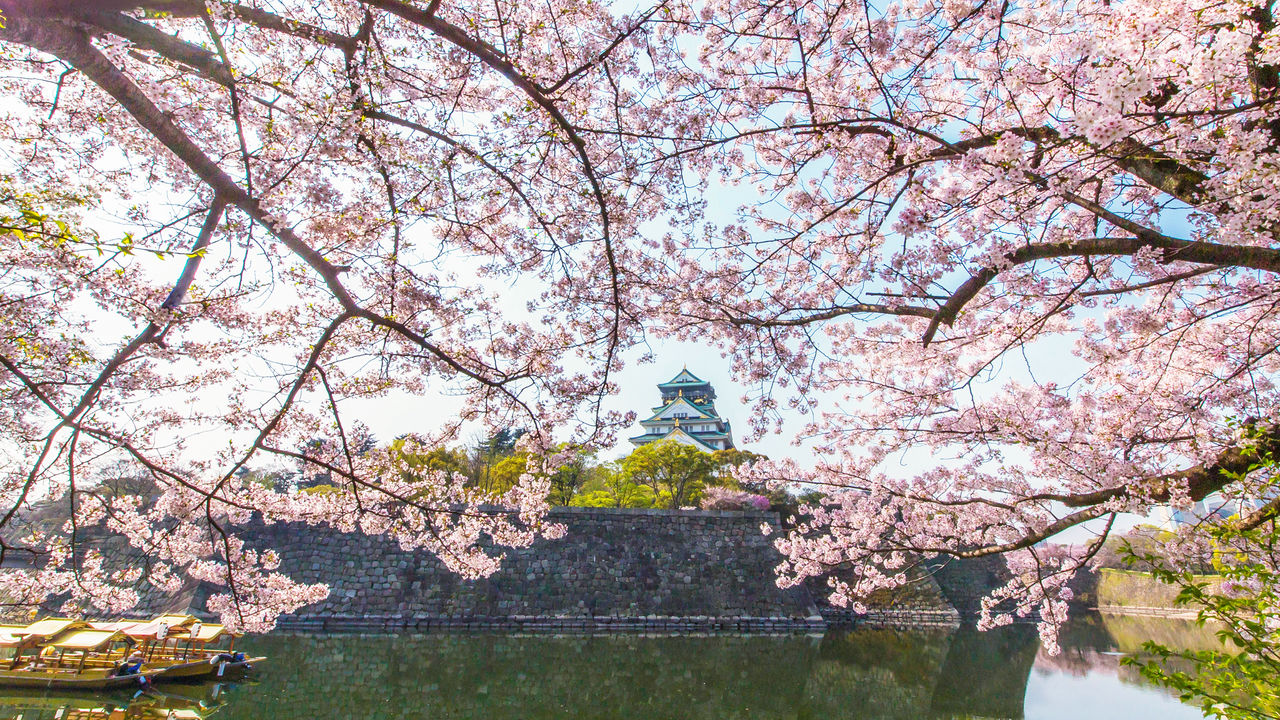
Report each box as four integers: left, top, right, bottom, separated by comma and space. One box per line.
154, 656, 265, 681
0, 668, 161, 689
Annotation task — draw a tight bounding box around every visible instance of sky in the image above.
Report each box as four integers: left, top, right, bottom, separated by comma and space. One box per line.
0, 13, 1201, 546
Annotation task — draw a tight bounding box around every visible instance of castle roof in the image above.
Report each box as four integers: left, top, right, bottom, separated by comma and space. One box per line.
627, 428, 719, 453
641, 397, 718, 423
657, 368, 709, 389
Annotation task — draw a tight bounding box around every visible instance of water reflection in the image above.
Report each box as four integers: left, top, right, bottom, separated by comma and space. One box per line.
225, 634, 818, 719
126, 616, 1221, 719
0, 682, 226, 719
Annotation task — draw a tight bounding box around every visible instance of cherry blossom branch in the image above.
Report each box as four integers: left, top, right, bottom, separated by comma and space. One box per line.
1237, 494, 1280, 530
922, 234, 1280, 345
1078, 266, 1221, 298
695, 300, 936, 328
358, 0, 625, 377
225, 5, 358, 51
541, 1, 669, 94
161, 197, 225, 309
77, 9, 234, 88
361, 109, 561, 243
2, 15, 542, 396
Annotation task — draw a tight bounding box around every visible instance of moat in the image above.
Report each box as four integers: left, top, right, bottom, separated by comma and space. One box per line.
22, 613, 1208, 719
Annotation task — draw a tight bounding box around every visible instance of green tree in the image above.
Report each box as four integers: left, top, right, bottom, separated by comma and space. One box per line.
1122, 433, 1280, 719
570, 462, 656, 509
488, 453, 529, 495
621, 440, 719, 509
708, 448, 764, 487
469, 428, 527, 493
547, 447, 595, 506
416, 447, 471, 480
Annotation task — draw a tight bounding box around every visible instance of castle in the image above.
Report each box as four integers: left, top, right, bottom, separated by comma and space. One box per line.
628, 369, 735, 451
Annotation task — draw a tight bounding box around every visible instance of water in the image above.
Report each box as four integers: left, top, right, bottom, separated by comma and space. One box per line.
0, 614, 1214, 719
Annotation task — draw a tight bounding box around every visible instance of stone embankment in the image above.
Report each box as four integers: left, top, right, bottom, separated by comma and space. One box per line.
136, 507, 990, 631
244, 507, 826, 631
1090, 568, 1203, 619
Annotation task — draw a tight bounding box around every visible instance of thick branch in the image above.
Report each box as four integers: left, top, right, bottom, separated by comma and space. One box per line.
923, 126, 1210, 207
1108, 138, 1210, 206
225, 5, 357, 51
723, 302, 936, 327
161, 197, 225, 309
75, 9, 234, 87
922, 234, 1280, 345
1063, 422, 1280, 509
0, 13, 352, 303
949, 505, 1110, 558
0, 13, 522, 403
938, 422, 1280, 559
1238, 494, 1280, 531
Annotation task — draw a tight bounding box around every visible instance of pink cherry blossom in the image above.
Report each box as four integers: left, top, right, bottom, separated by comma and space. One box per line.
0, 0, 1275, 643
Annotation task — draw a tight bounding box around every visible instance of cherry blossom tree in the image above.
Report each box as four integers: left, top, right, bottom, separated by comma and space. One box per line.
646, 0, 1280, 648
1, 0, 1279, 645
0, 0, 686, 630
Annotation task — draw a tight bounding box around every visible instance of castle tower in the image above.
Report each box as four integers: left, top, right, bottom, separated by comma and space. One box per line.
628, 369, 735, 451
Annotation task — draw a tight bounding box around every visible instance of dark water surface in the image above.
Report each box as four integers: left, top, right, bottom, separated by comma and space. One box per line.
224, 614, 1210, 719
0, 614, 1210, 719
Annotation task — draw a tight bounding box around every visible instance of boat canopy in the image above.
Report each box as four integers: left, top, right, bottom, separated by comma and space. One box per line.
89, 620, 143, 633
185, 624, 233, 642
21, 619, 88, 640
42, 629, 128, 652
89, 616, 230, 642
123, 615, 195, 640
0, 626, 29, 648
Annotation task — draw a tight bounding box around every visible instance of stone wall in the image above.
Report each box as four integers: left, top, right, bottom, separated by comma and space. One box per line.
808, 565, 961, 628
225, 507, 826, 631
86, 507, 993, 630
1092, 568, 1204, 618
923, 555, 1011, 620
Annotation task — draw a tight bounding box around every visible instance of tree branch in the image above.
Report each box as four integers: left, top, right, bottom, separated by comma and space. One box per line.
922, 234, 1280, 345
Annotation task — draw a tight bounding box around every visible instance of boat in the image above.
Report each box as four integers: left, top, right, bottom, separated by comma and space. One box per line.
0, 625, 162, 689
90, 616, 264, 681
0, 614, 264, 688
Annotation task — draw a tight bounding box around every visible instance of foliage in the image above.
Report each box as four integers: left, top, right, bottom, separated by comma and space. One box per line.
1122, 522, 1280, 719
546, 448, 596, 507
570, 488, 656, 509
469, 429, 529, 494
700, 486, 770, 511
621, 440, 721, 509
476, 429, 527, 459
569, 463, 656, 509
237, 467, 295, 494
412, 447, 472, 483
709, 449, 767, 487
1094, 527, 1175, 570
0, 0, 1277, 634
1120, 436, 1280, 719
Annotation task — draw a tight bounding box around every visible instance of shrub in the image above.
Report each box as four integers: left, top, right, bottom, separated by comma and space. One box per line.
700, 486, 770, 511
